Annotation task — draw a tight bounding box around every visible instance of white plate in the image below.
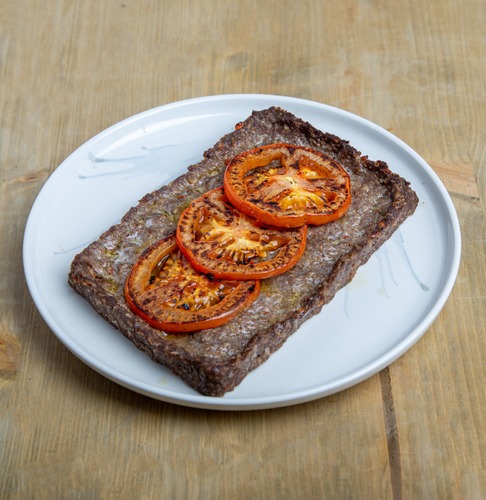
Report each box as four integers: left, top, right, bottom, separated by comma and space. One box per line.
23, 94, 461, 410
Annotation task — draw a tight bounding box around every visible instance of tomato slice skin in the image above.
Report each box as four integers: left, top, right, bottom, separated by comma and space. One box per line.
124, 235, 260, 333
223, 143, 352, 228
176, 187, 307, 280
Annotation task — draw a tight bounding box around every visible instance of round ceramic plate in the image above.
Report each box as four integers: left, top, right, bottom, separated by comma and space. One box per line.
23, 95, 461, 410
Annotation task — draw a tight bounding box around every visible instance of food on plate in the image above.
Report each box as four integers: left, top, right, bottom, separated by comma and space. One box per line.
176, 187, 307, 280
224, 143, 352, 228
68, 107, 419, 397
124, 235, 260, 332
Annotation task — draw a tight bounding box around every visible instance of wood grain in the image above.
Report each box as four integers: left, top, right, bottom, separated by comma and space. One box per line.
1, 0, 485, 498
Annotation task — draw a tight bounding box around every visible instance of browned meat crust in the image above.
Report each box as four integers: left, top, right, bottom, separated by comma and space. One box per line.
68, 107, 418, 396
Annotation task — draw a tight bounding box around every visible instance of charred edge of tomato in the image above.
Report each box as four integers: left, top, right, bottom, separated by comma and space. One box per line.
125, 277, 260, 333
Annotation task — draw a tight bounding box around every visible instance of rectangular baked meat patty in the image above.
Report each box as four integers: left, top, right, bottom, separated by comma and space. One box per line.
68, 107, 419, 396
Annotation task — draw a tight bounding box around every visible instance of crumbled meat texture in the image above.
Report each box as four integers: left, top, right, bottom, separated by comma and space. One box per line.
68, 107, 418, 396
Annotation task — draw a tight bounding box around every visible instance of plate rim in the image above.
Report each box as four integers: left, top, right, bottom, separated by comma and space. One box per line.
23, 93, 462, 410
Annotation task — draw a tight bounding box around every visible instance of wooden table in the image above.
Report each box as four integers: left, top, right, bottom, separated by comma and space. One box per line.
2, 1, 485, 497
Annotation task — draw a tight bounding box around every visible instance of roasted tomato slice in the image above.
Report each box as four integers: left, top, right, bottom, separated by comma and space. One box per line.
176, 187, 307, 280
223, 143, 352, 228
124, 235, 260, 332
